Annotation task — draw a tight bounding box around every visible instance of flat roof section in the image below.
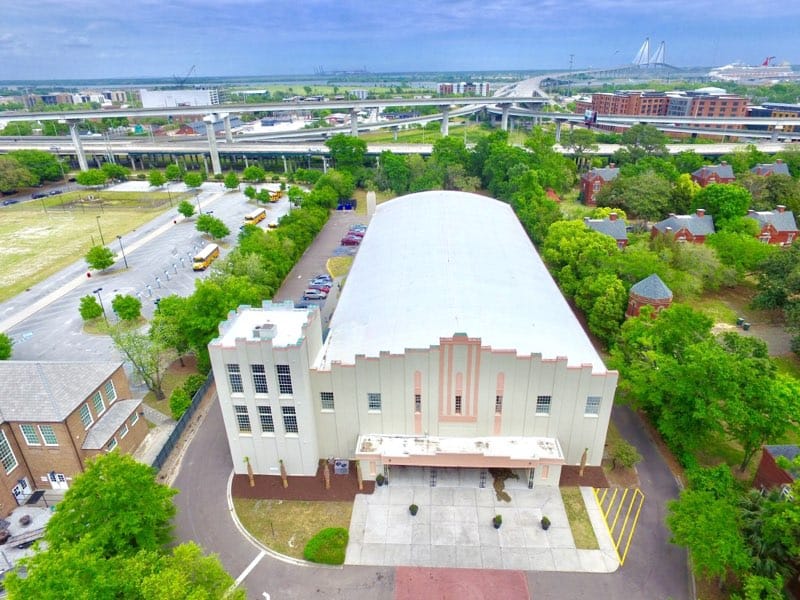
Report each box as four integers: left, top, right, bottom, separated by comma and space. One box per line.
215, 301, 317, 348
318, 191, 606, 372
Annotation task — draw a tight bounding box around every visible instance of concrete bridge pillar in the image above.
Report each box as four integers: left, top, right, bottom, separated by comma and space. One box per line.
203, 115, 222, 175
67, 120, 89, 171
350, 109, 359, 137
554, 119, 564, 143
500, 104, 511, 131
223, 114, 233, 143
440, 106, 450, 137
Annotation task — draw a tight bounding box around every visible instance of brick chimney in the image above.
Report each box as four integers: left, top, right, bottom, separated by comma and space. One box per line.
609, 212, 618, 221
777, 205, 786, 213
776, 159, 783, 164
696, 208, 705, 217
609, 163, 616, 168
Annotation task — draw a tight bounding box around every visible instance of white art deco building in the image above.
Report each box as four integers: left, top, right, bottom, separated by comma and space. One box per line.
209, 191, 618, 488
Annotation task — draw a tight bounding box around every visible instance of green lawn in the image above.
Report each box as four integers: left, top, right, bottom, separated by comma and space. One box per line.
0, 193, 182, 302
561, 487, 599, 549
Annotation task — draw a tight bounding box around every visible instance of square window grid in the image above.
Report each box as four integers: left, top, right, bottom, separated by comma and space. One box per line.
251, 364, 269, 394
320, 392, 335, 411
282, 406, 298, 433
258, 406, 274, 433
454, 395, 462, 414
368, 393, 382, 411
39, 425, 58, 446
276, 365, 293, 395
234, 405, 252, 433
536, 395, 552, 415
20, 424, 40, 446
585, 396, 602, 415
227, 364, 244, 394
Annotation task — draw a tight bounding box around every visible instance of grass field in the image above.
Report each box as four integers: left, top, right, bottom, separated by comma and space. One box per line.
233, 498, 354, 560
0, 192, 181, 302
561, 487, 599, 549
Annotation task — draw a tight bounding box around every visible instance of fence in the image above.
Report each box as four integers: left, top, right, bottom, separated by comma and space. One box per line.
151, 371, 214, 471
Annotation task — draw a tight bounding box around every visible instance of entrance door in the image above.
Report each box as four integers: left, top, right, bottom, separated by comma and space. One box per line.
11, 478, 30, 504
48, 472, 69, 490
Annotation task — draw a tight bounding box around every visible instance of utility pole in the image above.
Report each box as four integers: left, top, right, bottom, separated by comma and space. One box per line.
568, 54, 574, 97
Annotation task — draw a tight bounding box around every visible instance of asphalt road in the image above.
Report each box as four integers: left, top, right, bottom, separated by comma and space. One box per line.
2, 182, 291, 363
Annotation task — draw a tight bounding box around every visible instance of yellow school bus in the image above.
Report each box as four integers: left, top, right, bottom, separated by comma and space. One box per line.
192, 243, 220, 271
269, 190, 282, 203
244, 208, 267, 225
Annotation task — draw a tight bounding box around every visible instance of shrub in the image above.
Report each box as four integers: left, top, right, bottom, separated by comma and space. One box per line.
303, 527, 348, 565
493, 514, 502, 528
79, 295, 103, 321
182, 374, 207, 399
409, 504, 419, 516
169, 388, 192, 420
111, 294, 142, 321
541, 516, 551, 530
611, 439, 643, 470
375, 474, 385, 486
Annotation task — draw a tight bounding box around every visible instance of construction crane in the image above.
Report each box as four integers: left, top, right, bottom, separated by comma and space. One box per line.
173, 65, 196, 88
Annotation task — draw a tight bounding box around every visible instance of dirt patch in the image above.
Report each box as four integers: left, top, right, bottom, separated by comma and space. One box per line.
559, 465, 610, 488
603, 462, 640, 488
489, 468, 519, 502
232, 460, 374, 501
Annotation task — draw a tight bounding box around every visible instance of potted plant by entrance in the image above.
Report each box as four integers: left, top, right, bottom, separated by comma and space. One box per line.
409, 504, 419, 516
375, 474, 385, 487
493, 514, 503, 529
541, 516, 551, 531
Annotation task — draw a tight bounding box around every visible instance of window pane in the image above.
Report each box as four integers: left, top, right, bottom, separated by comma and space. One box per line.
368, 393, 381, 411
258, 405, 274, 433
119, 424, 129, 438
20, 424, 40, 445
104, 380, 117, 403
535, 395, 551, 415
282, 406, 298, 433
454, 395, 462, 414
585, 396, 602, 415
320, 392, 335, 411
0, 432, 17, 473
414, 394, 422, 413
130, 411, 139, 425
276, 365, 293, 395
80, 404, 93, 429
495, 395, 503, 414
92, 392, 105, 416
227, 364, 244, 394
39, 425, 58, 446
251, 364, 268, 394
234, 405, 251, 433
106, 437, 117, 452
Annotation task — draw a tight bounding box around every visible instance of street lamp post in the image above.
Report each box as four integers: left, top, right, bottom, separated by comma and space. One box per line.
93, 287, 108, 324
117, 235, 128, 268
95, 215, 105, 245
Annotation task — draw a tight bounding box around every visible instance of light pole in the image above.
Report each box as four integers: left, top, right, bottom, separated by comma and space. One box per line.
117, 235, 128, 268
95, 215, 105, 245
50, 146, 65, 181
93, 287, 108, 324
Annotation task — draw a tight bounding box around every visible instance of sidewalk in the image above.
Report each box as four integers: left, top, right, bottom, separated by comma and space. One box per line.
132, 404, 177, 467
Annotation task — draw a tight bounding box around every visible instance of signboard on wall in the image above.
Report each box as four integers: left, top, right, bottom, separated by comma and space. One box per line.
333, 459, 349, 475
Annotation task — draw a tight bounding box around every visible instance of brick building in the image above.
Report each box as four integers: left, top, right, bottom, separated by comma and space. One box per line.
580, 165, 619, 205
691, 163, 736, 187
0, 362, 147, 515
652, 209, 716, 243
626, 274, 673, 317
746, 205, 799, 245
584, 213, 628, 248
753, 445, 798, 492
750, 159, 790, 176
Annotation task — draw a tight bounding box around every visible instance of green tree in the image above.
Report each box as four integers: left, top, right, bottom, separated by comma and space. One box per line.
164, 164, 182, 181
706, 230, 778, 275
0, 332, 12, 360
671, 173, 701, 214
148, 170, 166, 187
223, 171, 239, 190
0, 156, 36, 192
431, 136, 470, 171
7, 149, 63, 182
243, 185, 257, 199
100, 162, 130, 181
596, 171, 673, 221
377, 150, 411, 193
315, 169, 355, 200
183, 172, 203, 189
621, 123, 668, 158
85, 245, 115, 271
44, 452, 177, 556
176, 200, 195, 218
150, 295, 192, 366
169, 388, 191, 420
692, 183, 752, 225
325, 133, 367, 173
561, 127, 598, 169
673, 150, 705, 174
242, 165, 266, 182
111, 294, 142, 321
75, 168, 109, 187
108, 326, 174, 400
196, 214, 230, 239
611, 439, 642, 470
78, 295, 103, 320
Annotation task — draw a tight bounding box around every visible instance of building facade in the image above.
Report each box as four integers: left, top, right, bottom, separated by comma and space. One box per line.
210, 192, 618, 490
691, 164, 736, 187
584, 213, 628, 248
652, 209, 716, 243
139, 88, 220, 108
580, 166, 619, 205
0, 362, 147, 514
746, 206, 799, 245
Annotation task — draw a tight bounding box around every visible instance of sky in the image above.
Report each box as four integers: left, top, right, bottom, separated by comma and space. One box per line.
2, 0, 799, 80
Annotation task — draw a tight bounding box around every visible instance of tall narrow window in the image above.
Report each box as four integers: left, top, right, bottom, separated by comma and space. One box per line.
227, 364, 244, 394
495, 395, 503, 414
39, 425, 58, 446
258, 406, 274, 433
585, 396, 602, 416
234, 405, 251, 433
414, 394, 421, 413
251, 364, 268, 394
454, 395, 462, 414
367, 393, 382, 412
20, 425, 40, 446
92, 392, 105, 416
0, 431, 17, 474
320, 392, 335, 411
282, 406, 298, 433
106, 437, 117, 452
104, 380, 117, 403
276, 365, 293, 395
79, 404, 93, 429
119, 423, 129, 438
535, 395, 552, 415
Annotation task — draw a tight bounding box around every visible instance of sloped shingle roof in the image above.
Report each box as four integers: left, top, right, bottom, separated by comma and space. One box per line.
0, 361, 122, 423
583, 167, 619, 182
653, 214, 716, 236
751, 163, 790, 176
82, 400, 141, 450
630, 274, 673, 301
747, 209, 798, 232
584, 218, 628, 241
692, 164, 735, 179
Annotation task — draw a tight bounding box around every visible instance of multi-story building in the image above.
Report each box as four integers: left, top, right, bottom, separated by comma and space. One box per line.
584, 213, 628, 248
652, 209, 716, 243
210, 191, 618, 491
746, 206, 798, 245
691, 163, 736, 187
139, 88, 220, 108
580, 165, 619, 205
751, 160, 791, 177
0, 361, 147, 515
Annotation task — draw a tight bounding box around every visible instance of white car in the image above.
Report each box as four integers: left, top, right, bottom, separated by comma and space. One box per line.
302, 289, 328, 300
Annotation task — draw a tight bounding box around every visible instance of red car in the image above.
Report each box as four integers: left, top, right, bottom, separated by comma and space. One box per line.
341, 235, 361, 246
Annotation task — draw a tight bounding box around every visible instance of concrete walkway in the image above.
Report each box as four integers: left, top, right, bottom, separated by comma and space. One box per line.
346, 482, 618, 573
132, 404, 176, 466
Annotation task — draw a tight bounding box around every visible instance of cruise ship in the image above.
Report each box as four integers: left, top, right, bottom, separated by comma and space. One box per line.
709, 58, 797, 82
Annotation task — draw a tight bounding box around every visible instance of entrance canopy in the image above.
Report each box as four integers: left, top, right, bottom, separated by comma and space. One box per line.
355, 434, 564, 469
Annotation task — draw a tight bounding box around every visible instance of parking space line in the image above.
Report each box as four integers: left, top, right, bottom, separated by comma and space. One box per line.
593, 486, 645, 566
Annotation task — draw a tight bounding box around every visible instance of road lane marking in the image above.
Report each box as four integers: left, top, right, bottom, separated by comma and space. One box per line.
235, 549, 266, 587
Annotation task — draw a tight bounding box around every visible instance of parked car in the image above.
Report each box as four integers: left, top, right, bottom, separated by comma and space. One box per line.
346, 229, 365, 238
310, 276, 332, 285
2, 199, 19, 206
341, 235, 361, 246
302, 289, 328, 300
31, 192, 47, 199
48, 189, 63, 196
313, 273, 332, 281
307, 282, 331, 293
350, 224, 367, 232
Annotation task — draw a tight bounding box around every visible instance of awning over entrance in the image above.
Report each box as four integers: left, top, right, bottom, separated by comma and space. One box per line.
354, 434, 565, 469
